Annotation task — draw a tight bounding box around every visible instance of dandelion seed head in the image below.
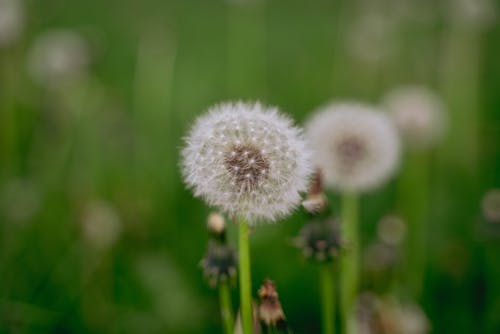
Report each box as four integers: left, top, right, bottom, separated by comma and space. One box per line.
306, 102, 400, 193
482, 188, 500, 223
383, 86, 446, 149
0, 0, 24, 48
81, 200, 122, 249
27, 29, 90, 89
181, 101, 312, 224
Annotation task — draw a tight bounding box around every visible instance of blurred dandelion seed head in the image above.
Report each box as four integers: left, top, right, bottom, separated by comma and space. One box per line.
0, 178, 40, 225
81, 200, 122, 249
347, 12, 397, 64
377, 214, 406, 246
481, 188, 500, 223
27, 29, 90, 89
181, 101, 312, 224
383, 86, 446, 149
306, 102, 400, 193
449, 0, 497, 28
356, 294, 429, 334
0, 0, 24, 47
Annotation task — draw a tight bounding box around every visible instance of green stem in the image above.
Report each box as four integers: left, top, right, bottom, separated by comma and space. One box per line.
219, 281, 235, 334
399, 150, 429, 300
340, 193, 359, 334
320, 263, 335, 334
238, 219, 253, 334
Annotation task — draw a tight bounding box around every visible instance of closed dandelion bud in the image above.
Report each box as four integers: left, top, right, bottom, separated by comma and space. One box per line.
200, 241, 238, 288
257, 279, 287, 331
302, 169, 328, 215
207, 212, 227, 242
181, 101, 312, 224
294, 219, 342, 262
306, 102, 400, 193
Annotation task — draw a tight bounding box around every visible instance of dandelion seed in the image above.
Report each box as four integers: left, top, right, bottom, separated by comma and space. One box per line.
181, 101, 312, 224
306, 102, 400, 193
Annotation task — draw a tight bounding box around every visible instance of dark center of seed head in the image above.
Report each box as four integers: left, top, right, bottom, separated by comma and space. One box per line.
336, 136, 366, 169
224, 144, 270, 191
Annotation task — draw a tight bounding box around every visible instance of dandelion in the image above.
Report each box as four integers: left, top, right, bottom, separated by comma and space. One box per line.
306, 102, 400, 193
27, 29, 90, 89
481, 188, 500, 223
448, 0, 497, 28
306, 101, 400, 334
347, 12, 397, 65
182, 101, 312, 334
0, 0, 24, 48
0, 178, 40, 225
257, 279, 288, 331
377, 214, 406, 246
81, 200, 122, 249
383, 86, 446, 149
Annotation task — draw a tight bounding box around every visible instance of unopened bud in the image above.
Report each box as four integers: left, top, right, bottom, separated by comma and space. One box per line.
257, 279, 287, 330
208, 212, 226, 235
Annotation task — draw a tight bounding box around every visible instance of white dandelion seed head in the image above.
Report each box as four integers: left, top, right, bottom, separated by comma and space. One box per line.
181, 101, 312, 224
0, 0, 24, 48
27, 29, 90, 89
347, 12, 397, 64
449, 0, 497, 28
306, 102, 400, 193
383, 86, 446, 149
482, 188, 500, 223
81, 200, 122, 249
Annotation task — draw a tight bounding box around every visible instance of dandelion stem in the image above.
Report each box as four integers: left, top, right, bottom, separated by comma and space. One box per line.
320, 263, 335, 334
340, 193, 358, 334
238, 219, 254, 334
219, 280, 234, 334
399, 150, 429, 299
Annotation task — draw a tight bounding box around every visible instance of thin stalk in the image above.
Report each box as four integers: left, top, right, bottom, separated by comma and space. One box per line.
219, 281, 235, 334
320, 263, 335, 334
238, 219, 253, 334
399, 150, 429, 299
340, 193, 359, 334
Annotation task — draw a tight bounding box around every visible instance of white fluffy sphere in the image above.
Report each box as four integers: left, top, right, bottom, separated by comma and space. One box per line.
0, 0, 24, 47
181, 101, 312, 224
306, 102, 400, 193
27, 30, 89, 88
383, 86, 446, 149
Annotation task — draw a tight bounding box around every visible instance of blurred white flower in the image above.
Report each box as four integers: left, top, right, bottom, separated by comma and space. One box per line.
449, 0, 497, 28
306, 102, 400, 193
357, 294, 430, 334
377, 214, 406, 246
81, 200, 122, 249
0, 0, 24, 47
27, 29, 90, 88
0, 178, 40, 225
181, 101, 312, 224
383, 86, 446, 149
347, 12, 397, 64
481, 188, 500, 223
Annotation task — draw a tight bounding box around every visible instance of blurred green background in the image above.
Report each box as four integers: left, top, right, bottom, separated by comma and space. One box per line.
1, 0, 500, 333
